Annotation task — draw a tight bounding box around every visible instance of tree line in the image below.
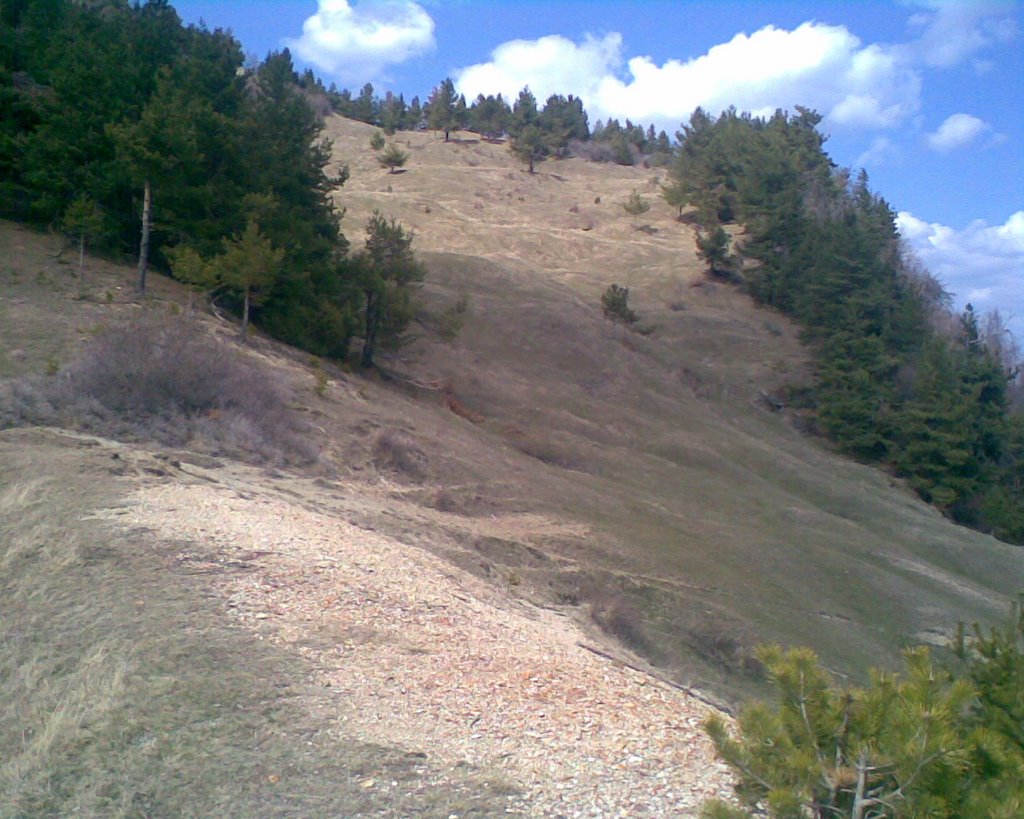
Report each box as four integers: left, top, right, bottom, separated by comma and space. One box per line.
0, 0, 419, 367
663, 106, 1024, 543
320, 74, 672, 167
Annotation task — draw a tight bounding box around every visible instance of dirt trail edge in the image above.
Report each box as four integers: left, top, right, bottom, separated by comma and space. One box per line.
104, 447, 735, 816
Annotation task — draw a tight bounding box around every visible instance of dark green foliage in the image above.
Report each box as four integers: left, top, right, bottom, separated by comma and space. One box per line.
695, 224, 732, 277
538, 94, 589, 153
701, 642, 1024, 818
663, 105, 1024, 541
427, 77, 460, 140
508, 87, 539, 139
601, 284, 639, 327
356, 211, 425, 368
61, 193, 104, 276
512, 125, 549, 174
468, 93, 511, 138
378, 142, 409, 173
2, 2, 361, 360
623, 189, 650, 226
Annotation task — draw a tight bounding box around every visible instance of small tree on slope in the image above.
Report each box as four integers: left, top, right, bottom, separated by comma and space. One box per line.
700, 641, 1024, 818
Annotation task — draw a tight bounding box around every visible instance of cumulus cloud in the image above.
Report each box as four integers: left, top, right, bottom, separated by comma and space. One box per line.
452, 2, 1018, 138
284, 0, 435, 83
926, 113, 990, 151
456, 33, 622, 105
455, 21, 922, 134
897, 210, 1024, 336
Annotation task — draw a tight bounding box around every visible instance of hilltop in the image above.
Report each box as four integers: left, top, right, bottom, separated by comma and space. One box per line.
2, 115, 1023, 816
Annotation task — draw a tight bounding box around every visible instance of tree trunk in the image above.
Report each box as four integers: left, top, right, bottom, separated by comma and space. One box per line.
137, 179, 151, 293
77, 232, 85, 279
361, 290, 380, 368
241, 286, 250, 338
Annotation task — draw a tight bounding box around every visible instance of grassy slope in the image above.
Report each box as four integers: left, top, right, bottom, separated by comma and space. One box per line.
1, 114, 1022, 725
325, 118, 1024, 697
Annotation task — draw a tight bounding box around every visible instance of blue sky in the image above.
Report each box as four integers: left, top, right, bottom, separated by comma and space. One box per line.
174, 1, 1024, 340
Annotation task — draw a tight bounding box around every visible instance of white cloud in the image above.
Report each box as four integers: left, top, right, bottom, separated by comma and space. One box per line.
455, 33, 622, 105
927, 113, 990, 151
904, 0, 1018, 68
896, 210, 1024, 337
452, 3, 1018, 139
454, 22, 923, 134
284, 0, 435, 84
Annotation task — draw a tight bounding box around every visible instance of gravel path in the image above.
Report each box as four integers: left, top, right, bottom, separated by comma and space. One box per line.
121, 477, 735, 817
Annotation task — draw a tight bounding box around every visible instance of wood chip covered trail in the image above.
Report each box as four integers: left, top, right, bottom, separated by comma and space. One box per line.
123, 480, 735, 817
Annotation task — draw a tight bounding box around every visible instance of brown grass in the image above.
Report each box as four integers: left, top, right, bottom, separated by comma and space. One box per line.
4, 116, 1024, 709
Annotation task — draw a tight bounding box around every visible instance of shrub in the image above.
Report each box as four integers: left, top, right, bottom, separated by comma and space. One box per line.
601, 284, 639, 327
700, 640, 1024, 818
371, 429, 427, 481
0, 315, 316, 464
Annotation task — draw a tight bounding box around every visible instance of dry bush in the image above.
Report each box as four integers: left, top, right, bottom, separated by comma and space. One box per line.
687, 626, 764, 678
591, 592, 649, 654
371, 429, 428, 481
0, 315, 316, 464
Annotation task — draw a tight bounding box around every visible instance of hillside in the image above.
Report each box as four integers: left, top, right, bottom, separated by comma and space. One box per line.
2, 115, 1023, 815
319, 117, 1024, 688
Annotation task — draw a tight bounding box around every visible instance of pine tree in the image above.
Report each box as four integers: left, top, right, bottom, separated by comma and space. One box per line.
508, 87, 538, 139
695, 224, 732, 276
378, 143, 409, 173
427, 78, 458, 141
701, 645, 994, 818
623, 189, 650, 226
215, 218, 284, 337
61, 193, 103, 278
357, 211, 425, 368
165, 243, 216, 314
512, 125, 548, 174
601, 284, 639, 327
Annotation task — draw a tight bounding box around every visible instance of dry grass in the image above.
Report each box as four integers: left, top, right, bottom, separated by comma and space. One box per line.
3, 115, 1024, 710
0, 314, 317, 465
0, 440, 517, 818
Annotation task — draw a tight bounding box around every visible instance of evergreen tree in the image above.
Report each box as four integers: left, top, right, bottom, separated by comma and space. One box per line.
357, 211, 425, 368
427, 77, 458, 140
352, 81, 376, 124
215, 217, 284, 337
468, 93, 511, 138
512, 125, 549, 174
623, 189, 650, 226
601, 283, 639, 327
166, 242, 217, 314
538, 93, 589, 152
695, 224, 733, 276
62, 193, 104, 278
701, 645, 1023, 818
508, 87, 538, 139
378, 142, 409, 173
